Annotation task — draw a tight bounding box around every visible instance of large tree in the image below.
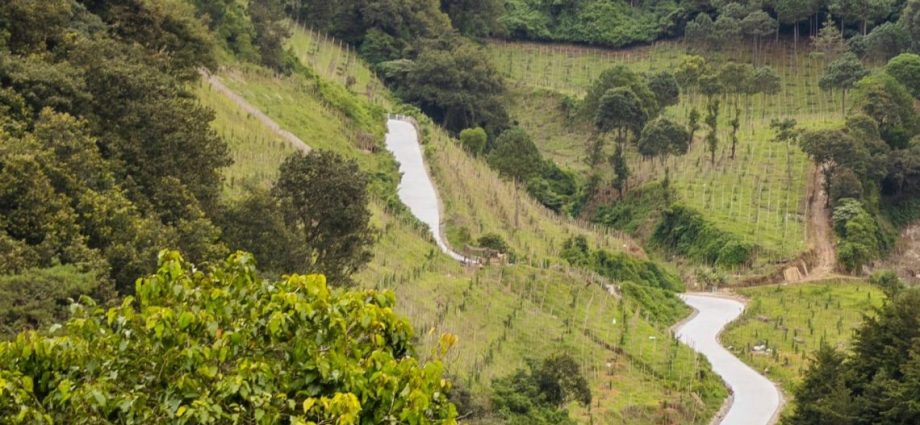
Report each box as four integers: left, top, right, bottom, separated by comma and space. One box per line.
819, 53, 869, 116
273, 150, 374, 285
637, 117, 691, 162
594, 87, 648, 142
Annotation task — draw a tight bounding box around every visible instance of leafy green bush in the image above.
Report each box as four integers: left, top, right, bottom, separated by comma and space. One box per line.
0, 251, 457, 423
833, 198, 889, 272
652, 205, 755, 267
459, 127, 488, 155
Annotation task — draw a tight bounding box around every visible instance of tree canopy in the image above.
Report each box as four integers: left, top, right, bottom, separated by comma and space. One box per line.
0, 251, 458, 424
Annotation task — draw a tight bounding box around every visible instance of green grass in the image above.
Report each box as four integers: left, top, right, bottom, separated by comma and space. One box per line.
491, 40, 851, 262
198, 26, 731, 423
194, 80, 295, 200
721, 281, 884, 397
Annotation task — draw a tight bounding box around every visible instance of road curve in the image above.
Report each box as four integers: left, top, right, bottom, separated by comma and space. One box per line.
384, 118, 475, 264
676, 294, 783, 425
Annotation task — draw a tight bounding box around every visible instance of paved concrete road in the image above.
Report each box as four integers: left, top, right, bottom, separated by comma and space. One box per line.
676, 294, 783, 425
384, 119, 472, 264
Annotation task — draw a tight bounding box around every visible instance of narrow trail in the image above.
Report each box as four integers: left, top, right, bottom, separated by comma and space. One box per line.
202, 70, 312, 153
804, 165, 836, 279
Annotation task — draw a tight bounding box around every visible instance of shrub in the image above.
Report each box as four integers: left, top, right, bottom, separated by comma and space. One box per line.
477, 233, 510, 253
652, 205, 755, 267
0, 265, 105, 339
459, 127, 488, 155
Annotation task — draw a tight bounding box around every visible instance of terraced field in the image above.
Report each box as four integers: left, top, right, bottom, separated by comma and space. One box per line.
490, 40, 848, 261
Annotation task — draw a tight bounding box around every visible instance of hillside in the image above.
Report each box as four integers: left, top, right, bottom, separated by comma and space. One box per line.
192, 24, 728, 423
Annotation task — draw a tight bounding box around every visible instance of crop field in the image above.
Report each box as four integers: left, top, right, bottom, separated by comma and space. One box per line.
490, 40, 849, 261
196, 25, 729, 422
721, 281, 884, 396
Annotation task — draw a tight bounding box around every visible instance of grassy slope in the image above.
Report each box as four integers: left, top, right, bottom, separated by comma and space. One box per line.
490, 40, 848, 262
195, 25, 730, 423
721, 281, 883, 414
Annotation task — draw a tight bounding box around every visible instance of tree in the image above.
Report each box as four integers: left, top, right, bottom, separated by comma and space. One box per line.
273, 150, 374, 284
674, 55, 707, 94
219, 188, 302, 274
400, 41, 509, 136
812, 16, 847, 61
0, 251, 458, 423
713, 15, 742, 50
729, 108, 740, 159
698, 72, 723, 100
775, 0, 818, 50
800, 128, 874, 204
612, 143, 629, 197
865, 22, 911, 61
487, 128, 544, 181
490, 354, 590, 425
819, 53, 869, 116
647, 71, 680, 109
637, 117, 691, 162
688, 107, 701, 146
830, 167, 864, 203
851, 72, 920, 148
459, 126, 488, 155
751, 66, 782, 118
718, 62, 754, 106
249, 0, 294, 73
705, 99, 720, 165
787, 344, 857, 425
685, 13, 716, 49
594, 87, 647, 142
829, 0, 897, 35
583, 65, 659, 122
441, 0, 503, 37
741, 11, 776, 65
885, 53, 920, 99
902, 0, 920, 51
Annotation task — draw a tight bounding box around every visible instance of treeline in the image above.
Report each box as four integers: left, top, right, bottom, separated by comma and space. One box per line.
0, 0, 378, 337
490, 0, 920, 52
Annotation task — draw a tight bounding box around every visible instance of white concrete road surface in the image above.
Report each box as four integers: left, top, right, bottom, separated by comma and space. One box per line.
676, 293, 783, 425
384, 119, 473, 264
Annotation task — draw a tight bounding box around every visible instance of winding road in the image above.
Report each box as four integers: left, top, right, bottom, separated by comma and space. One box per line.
676, 294, 783, 425
384, 118, 475, 264
208, 73, 786, 423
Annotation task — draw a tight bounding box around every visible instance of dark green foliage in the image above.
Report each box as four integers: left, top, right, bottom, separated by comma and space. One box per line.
786, 344, 856, 425
653, 205, 755, 267
869, 270, 905, 297
647, 71, 680, 109
584, 65, 658, 124
273, 151, 374, 285
704, 98, 720, 164
487, 128, 544, 181
851, 72, 920, 148
476, 233, 510, 253
903, 0, 920, 51
637, 117, 691, 161
218, 188, 301, 275
560, 236, 683, 292
865, 22, 911, 61
0, 251, 457, 423
498, 0, 680, 48
394, 40, 509, 136
790, 288, 920, 425
490, 354, 590, 425
459, 126, 487, 155
832, 198, 888, 272
594, 183, 672, 235
441, 0, 504, 37
249, 0, 297, 73
819, 53, 869, 114
595, 87, 647, 137
526, 162, 580, 214
885, 53, 920, 99
0, 265, 105, 339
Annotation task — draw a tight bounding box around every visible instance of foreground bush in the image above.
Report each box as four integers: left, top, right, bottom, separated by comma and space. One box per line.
0, 251, 457, 424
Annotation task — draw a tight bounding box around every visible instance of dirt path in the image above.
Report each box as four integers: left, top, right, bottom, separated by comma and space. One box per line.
201, 70, 311, 153
804, 165, 836, 279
